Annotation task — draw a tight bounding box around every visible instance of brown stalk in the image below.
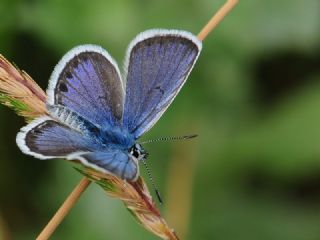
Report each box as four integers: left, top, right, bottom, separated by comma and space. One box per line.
36, 177, 91, 240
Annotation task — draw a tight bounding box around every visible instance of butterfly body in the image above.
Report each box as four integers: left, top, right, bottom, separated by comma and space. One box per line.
16, 29, 202, 181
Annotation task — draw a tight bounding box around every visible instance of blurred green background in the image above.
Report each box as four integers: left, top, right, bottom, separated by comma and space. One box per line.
1, 0, 320, 239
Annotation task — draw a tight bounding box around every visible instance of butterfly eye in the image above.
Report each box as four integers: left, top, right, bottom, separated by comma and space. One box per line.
133, 149, 140, 158
129, 145, 139, 158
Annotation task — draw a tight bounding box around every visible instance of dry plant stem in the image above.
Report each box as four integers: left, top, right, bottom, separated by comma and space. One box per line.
36, 177, 91, 240
197, 0, 239, 41
35, 1, 239, 239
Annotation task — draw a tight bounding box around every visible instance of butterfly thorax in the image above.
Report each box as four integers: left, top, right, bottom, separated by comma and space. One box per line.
99, 127, 149, 162
98, 125, 135, 149
93, 126, 148, 162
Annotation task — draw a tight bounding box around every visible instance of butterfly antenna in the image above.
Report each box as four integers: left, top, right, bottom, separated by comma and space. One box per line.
140, 134, 198, 145
141, 159, 163, 204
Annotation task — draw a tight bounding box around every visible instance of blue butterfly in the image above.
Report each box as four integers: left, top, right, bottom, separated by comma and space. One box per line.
16, 29, 202, 181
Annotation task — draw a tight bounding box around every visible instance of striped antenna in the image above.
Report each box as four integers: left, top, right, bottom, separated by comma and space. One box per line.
139, 134, 198, 145
141, 159, 163, 204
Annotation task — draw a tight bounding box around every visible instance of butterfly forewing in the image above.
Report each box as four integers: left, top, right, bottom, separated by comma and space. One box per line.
47, 45, 124, 128
123, 30, 202, 138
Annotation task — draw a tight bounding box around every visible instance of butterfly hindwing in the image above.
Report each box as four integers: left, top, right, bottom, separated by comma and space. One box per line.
123, 29, 202, 138
47, 45, 124, 128
16, 117, 99, 159
75, 151, 138, 181
16, 117, 138, 181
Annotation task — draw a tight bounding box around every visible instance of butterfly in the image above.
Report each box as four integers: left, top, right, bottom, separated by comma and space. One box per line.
16, 29, 202, 182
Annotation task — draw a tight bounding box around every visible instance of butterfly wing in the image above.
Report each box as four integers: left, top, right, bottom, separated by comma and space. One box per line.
47, 45, 124, 128
16, 117, 99, 159
123, 29, 202, 138
16, 117, 138, 181
74, 151, 138, 181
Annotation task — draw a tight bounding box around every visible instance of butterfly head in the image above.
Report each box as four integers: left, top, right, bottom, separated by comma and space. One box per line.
129, 143, 148, 161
